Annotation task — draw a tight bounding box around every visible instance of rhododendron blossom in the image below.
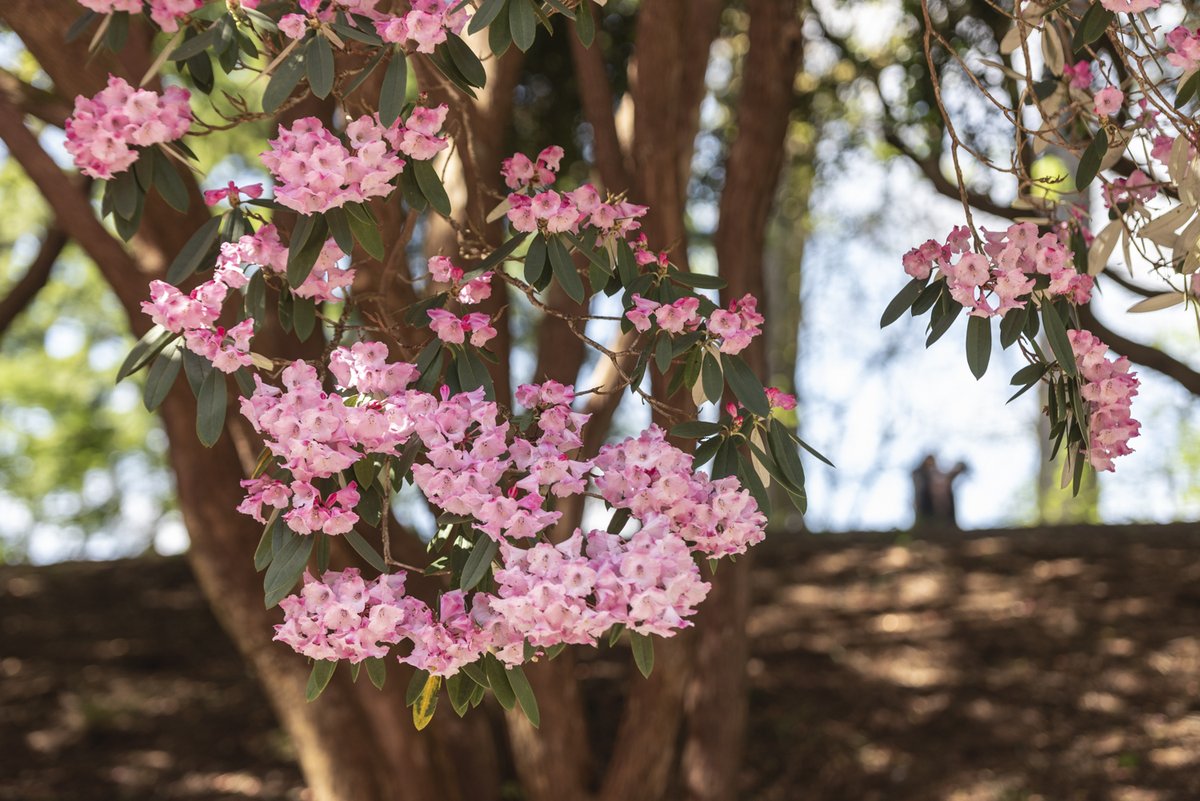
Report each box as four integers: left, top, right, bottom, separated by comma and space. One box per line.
64, 75, 192, 179
1069, 330, 1141, 472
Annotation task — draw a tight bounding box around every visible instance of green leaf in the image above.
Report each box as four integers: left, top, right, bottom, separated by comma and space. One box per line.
117, 326, 173, 382
166, 214, 222, 284
459, 537, 498, 591
306, 34, 334, 97
484, 656, 517, 710
1010, 362, 1048, 386
326, 207, 355, 256
365, 657, 387, 690
445, 32, 486, 88
379, 50, 408, 128
629, 632, 654, 678
1076, 126, 1108, 190
549, 236, 585, 303
574, 0, 595, 47
1071, 2, 1113, 52
263, 47, 306, 113
143, 345, 182, 411
767, 419, 805, 492
880, 277, 928, 327
1175, 71, 1200, 110
524, 234, 548, 284
1040, 301, 1078, 377
413, 159, 452, 217
287, 216, 329, 288
152, 150, 190, 213
701, 350, 723, 404
111, 166, 140, 220
670, 271, 725, 290
721, 353, 769, 417
670, 420, 723, 439
344, 529, 388, 573
66, 10, 99, 44
253, 515, 279, 572
965, 314, 992, 380
473, 231, 530, 274
469, 0, 509, 34
344, 45, 388, 98
346, 206, 385, 260
196, 367, 227, 447
293, 296, 317, 342
306, 660, 337, 702
506, 666, 540, 728
998, 305, 1028, 349
488, 0, 513, 56
606, 507, 631, 535
925, 301, 962, 347
262, 530, 314, 608
509, 0, 537, 51
564, 231, 611, 275
170, 24, 220, 61
405, 669, 430, 706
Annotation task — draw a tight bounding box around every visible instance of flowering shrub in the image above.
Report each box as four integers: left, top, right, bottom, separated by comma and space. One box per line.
885, 0, 1200, 489
84, 0, 808, 727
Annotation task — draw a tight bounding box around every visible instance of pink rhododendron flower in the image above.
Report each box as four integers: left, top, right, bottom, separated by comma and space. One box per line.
1094, 86, 1124, 116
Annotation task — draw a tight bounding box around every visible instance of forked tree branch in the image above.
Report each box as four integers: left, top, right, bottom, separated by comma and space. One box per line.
1077, 302, 1200, 397
0, 226, 68, 338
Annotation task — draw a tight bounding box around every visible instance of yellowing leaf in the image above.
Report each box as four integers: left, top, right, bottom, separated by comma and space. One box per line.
412, 674, 441, 730
1127, 293, 1185, 313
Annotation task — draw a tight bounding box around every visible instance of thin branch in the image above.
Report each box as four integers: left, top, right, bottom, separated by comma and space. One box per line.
0, 68, 72, 127
0, 226, 68, 338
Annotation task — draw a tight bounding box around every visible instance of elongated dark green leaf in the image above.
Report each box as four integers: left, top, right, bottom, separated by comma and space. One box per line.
629, 632, 654, 678
564, 231, 610, 274
196, 367, 227, 447
1071, 2, 1113, 52
670, 420, 723, 439
524, 234, 547, 284
143, 345, 182, 411
346, 207, 385, 260
306, 34, 334, 98
413, 159, 451, 217
469, 0, 509, 33
326, 207, 355, 255
111, 168, 140, 220
117, 326, 173, 382
263, 529, 314, 608
721, 353, 769, 417
286, 216, 329, 287
365, 657, 387, 689
548, 236, 585, 303
654, 334, 673, 374
153, 150, 190, 212
489, 3, 513, 56
965, 314, 992, 380
293, 296, 317, 342
181, 347, 211, 397
459, 537, 498, 591
484, 656, 516, 710
1076, 126, 1108, 190
344, 45, 388, 99
331, 20, 381, 45
670, 271, 725, 290
998, 305, 1028, 349
133, 149, 156, 193
379, 50, 408, 127
925, 301, 962, 347
306, 660, 337, 702
253, 516, 279, 572
461, 662, 489, 689
880, 277, 928, 327
445, 32, 486, 88
711, 438, 738, 480
473, 231, 529, 274
574, 0, 595, 46
1176, 71, 1200, 110
506, 666, 539, 728
263, 47, 306, 113
170, 25, 220, 61
509, 0, 537, 51
693, 435, 722, 468
167, 214, 223, 284
701, 350, 723, 404
736, 449, 771, 514
1010, 362, 1047, 386
1041, 301, 1078, 377
767, 420, 805, 492
344, 529, 389, 573
910, 281, 943, 316
66, 10, 99, 43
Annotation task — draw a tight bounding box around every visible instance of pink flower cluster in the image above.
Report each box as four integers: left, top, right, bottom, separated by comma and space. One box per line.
77, 0, 202, 32
593, 426, 767, 558
427, 309, 497, 347
375, 0, 469, 53
428, 256, 494, 305
141, 269, 255, 374
1166, 26, 1200, 73
251, 343, 767, 673
64, 75, 192, 179
1068, 330, 1141, 472
217, 224, 353, 302
1094, 86, 1124, 117
626, 294, 764, 356
1065, 61, 1092, 90
501, 147, 650, 240
275, 568, 426, 663
903, 223, 1093, 318
1098, 0, 1159, 13
260, 108, 447, 214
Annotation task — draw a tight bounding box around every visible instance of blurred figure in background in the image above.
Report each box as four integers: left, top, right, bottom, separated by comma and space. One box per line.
912, 455, 969, 529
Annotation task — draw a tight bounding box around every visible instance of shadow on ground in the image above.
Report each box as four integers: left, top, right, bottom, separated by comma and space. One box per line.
3, 523, 1200, 801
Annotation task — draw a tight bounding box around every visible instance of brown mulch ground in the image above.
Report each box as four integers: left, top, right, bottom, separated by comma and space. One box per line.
3, 524, 1200, 801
